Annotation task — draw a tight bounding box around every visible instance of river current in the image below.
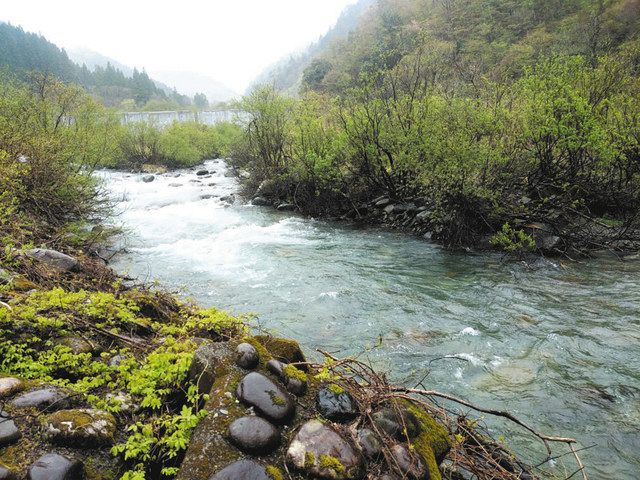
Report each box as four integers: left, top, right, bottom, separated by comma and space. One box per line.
102, 160, 640, 479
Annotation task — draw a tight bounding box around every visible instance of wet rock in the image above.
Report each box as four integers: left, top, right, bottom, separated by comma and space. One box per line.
196, 169, 209, 176
27, 453, 84, 480
276, 203, 297, 212
200, 194, 216, 200
266, 359, 307, 396
220, 194, 236, 204
228, 416, 280, 455
189, 179, 202, 183
0, 466, 17, 480
235, 342, 259, 369
142, 175, 155, 183
207, 182, 217, 186
251, 196, 271, 206
188, 342, 234, 395
236, 372, 295, 424
54, 336, 93, 355
390, 443, 428, 479
12, 387, 73, 411
372, 407, 421, 439
24, 248, 79, 272
316, 387, 358, 422
0, 411, 21, 447
357, 428, 382, 458
255, 335, 307, 368
286, 420, 363, 479
0, 377, 23, 398
209, 459, 270, 480
44, 409, 116, 447
169, 183, 182, 187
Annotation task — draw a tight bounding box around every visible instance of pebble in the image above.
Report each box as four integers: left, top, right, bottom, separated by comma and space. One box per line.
236, 372, 295, 424
228, 416, 280, 454
235, 342, 259, 369
316, 387, 359, 422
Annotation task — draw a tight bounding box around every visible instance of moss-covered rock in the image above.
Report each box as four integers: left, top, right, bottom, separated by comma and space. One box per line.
253, 335, 307, 369
43, 409, 116, 447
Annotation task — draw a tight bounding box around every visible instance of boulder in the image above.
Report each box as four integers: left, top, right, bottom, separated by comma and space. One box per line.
235, 343, 259, 370
142, 175, 155, 183
286, 420, 363, 479
0, 377, 23, 398
236, 372, 295, 424
209, 459, 270, 480
316, 387, 358, 423
44, 409, 116, 447
357, 428, 382, 458
227, 416, 280, 455
188, 341, 235, 395
254, 335, 307, 368
276, 203, 297, 212
251, 196, 271, 207
196, 169, 209, 176
390, 444, 428, 479
54, 336, 93, 355
372, 407, 421, 439
27, 453, 84, 480
12, 387, 73, 411
0, 411, 21, 447
24, 249, 79, 272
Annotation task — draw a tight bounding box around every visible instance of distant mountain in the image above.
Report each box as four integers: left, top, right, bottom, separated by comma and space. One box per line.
249, 0, 375, 95
68, 47, 133, 76
150, 70, 238, 104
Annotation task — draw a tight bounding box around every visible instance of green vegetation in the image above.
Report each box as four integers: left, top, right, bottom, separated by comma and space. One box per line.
116, 121, 241, 170
235, 0, 640, 255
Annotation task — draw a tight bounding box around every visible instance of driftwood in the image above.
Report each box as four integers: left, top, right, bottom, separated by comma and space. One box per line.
313, 349, 589, 480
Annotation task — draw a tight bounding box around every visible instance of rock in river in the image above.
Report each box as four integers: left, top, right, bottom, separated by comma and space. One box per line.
27, 453, 84, 480
196, 169, 209, 176
209, 459, 271, 480
235, 342, 259, 369
251, 196, 271, 206
316, 387, 358, 422
142, 175, 155, 183
286, 420, 363, 479
44, 409, 116, 447
0, 411, 21, 447
228, 416, 280, 454
236, 372, 295, 424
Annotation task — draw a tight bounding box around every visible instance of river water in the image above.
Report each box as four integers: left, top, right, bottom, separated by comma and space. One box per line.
102, 160, 640, 479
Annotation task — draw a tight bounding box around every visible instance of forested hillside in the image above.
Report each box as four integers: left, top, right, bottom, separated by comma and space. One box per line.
237, 0, 640, 256
0, 22, 193, 109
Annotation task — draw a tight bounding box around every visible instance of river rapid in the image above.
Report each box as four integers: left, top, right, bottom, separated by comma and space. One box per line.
102, 160, 640, 479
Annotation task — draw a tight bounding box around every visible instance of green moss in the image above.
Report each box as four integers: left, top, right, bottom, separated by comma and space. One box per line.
319, 454, 345, 474
328, 383, 345, 395
269, 390, 286, 406
266, 465, 284, 480
304, 451, 316, 469
283, 363, 307, 382
254, 335, 306, 368
402, 400, 452, 480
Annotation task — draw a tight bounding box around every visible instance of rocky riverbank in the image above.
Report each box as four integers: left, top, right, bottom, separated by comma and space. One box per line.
0, 236, 560, 480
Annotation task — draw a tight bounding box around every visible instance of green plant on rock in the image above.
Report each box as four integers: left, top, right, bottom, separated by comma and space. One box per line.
490, 223, 535, 255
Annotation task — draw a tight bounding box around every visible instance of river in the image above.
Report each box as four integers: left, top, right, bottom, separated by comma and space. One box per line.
101, 160, 640, 479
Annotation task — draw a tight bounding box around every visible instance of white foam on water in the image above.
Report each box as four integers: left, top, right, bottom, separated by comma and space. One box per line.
460, 326, 480, 336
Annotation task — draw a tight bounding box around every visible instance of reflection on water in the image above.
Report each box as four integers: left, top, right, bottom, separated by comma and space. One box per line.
103, 160, 640, 479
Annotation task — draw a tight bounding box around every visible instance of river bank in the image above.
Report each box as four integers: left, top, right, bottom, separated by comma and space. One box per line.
103, 160, 640, 479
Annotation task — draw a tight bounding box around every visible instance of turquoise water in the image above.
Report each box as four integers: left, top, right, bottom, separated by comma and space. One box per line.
104, 161, 640, 479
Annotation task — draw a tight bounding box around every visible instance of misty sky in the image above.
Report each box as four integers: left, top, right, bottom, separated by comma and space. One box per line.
1, 0, 357, 92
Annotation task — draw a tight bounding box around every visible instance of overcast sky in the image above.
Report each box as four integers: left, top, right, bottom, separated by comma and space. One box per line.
1, 0, 357, 92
